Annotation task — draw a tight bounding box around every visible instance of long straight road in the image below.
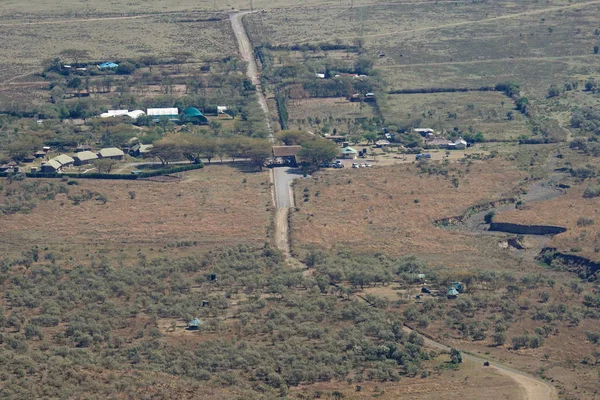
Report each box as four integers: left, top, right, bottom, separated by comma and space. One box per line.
230, 11, 274, 143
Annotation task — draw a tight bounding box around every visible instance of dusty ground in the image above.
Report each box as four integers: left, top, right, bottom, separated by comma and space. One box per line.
0, 164, 272, 260
291, 159, 526, 268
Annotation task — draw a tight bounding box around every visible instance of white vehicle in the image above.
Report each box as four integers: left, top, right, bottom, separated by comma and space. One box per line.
352, 163, 359, 168
360, 163, 367, 168
365, 163, 372, 167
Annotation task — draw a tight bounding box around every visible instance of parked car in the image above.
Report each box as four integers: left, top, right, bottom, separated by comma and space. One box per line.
415, 153, 431, 160
352, 163, 359, 168
360, 163, 367, 168
421, 287, 431, 294
365, 163, 372, 167
332, 163, 344, 168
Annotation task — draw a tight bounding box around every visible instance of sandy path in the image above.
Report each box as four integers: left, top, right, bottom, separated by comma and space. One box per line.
402, 326, 557, 400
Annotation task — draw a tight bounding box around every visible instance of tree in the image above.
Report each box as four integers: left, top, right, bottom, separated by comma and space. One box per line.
7, 137, 43, 161
363, 132, 378, 144
277, 130, 312, 146
59, 49, 89, 66
67, 77, 83, 95
245, 139, 272, 171
585, 78, 597, 91
139, 55, 158, 73
181, 135, 218, 164
299, 138, 339, 170
153, 138, 183, 165
171, 52, 193, 73
450, 348, 462, 364
93, 159, 118, 173
547, 85, 560, 98
222, 137, 246, 162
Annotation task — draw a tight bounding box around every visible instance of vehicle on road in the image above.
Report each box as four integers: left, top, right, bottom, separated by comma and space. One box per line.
365, 163, 372, 167
421, 287, 431, 294
352, 163, 359, 168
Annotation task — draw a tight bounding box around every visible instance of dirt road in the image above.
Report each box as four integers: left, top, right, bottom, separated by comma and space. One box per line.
402, 326, 557, 400
230, 11, 274, 143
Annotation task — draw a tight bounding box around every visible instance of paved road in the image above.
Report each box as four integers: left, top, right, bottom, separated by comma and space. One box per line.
272, 167, 304, 209
230, 11, 274, 143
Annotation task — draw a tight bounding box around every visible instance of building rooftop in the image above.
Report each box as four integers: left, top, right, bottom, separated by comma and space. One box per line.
147, 108, 179, 116
340, 146, 358, 154
98, 148, 125, 158
272, 145, 302, 157
75, 151, 99, 162
42, 160, 62, 170
53, 154, 75, 165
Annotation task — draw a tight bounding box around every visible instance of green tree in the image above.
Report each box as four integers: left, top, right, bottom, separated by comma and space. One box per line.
93, 159, 118, 173
277, 130, 312, 145
450, 348, 462, 364
152, 138, 183, 165
299, 139, 339, 170
59, 49, 89, 66
244, 139, 272, 171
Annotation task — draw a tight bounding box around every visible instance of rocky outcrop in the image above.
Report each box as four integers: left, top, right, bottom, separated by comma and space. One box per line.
537, 247, 600, 280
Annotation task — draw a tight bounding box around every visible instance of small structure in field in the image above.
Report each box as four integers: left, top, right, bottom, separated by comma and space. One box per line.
187, 318, 201, 331
272, 145, 302, 166
181, 107, 209, 125
97, 62, 119, 70
74, 151, 99, 166
147, 108, 179, 121
98, 148, 125, 160
339, 144, 358, 159
451, 138, 467, 150
325, 135, 346, 143
375, 139, 391, 148
447, 287, 459, 299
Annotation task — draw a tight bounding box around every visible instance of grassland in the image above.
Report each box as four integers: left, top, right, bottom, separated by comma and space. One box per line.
287, 97, 377, 131
0, 164, 272, 260
383, 92, 530, 141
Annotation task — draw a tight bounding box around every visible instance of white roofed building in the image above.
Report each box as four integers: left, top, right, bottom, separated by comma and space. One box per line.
147, 108, 179, 121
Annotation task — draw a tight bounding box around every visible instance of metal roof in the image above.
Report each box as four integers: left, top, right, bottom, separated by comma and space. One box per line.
340, 146, 358, 154
42, 160, 62, 170
98, 148, 125, 158
53, 154, 74, 165
147, 108, 179, 116
75, 151, 98, 162
272, 146, 302, 157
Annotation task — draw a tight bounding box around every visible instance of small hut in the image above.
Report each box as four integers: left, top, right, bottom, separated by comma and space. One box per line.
187, 318, 201, 331
447, 287, 459, 299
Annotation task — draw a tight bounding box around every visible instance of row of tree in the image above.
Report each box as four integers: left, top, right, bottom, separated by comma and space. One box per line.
152, 134, 272, 170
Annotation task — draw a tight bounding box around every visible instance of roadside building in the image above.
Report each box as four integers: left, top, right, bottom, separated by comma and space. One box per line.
74, 151, 99, 165
147, 108, 179, 121
98, 148, 125, 160
272, 145, 302, 166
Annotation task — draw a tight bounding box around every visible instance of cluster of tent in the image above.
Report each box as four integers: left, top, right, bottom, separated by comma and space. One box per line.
99, 107, 209, 124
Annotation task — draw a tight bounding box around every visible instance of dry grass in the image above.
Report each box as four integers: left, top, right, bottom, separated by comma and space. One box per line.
291, 357, 523, 399
0, 14, 236, 83
291, 159, 526, 268
383, 92, 530, 141
287, 97, 377, 130
0, 164, 272, 259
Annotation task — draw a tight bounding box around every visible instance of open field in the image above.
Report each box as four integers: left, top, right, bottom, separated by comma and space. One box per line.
246, 0, 600, 96
0, 14, 237, 84
0, 164, 272, 259
291, 159, 526, 268
287, 97, 378, 131
383, 92, 530, 141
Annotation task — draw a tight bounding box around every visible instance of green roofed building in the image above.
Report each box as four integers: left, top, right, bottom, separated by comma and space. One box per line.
447, 287, 459, 299
181, 107, 209, 125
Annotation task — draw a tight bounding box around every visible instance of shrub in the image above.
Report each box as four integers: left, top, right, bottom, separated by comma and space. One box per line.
577, 217, 594, 227
583, 185, 600, 198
